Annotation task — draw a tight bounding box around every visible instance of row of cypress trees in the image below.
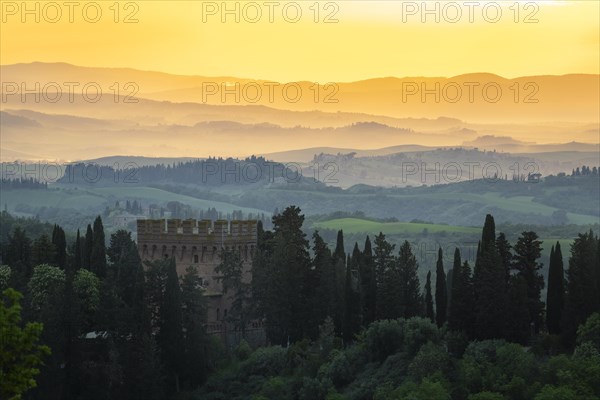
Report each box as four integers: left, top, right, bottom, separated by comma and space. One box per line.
252, 209, 599, 348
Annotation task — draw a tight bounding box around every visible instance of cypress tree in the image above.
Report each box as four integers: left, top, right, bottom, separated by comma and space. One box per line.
332, 256, 346, 336
83, 224, 93, 270
159, 257, 184, 393
314, 231, 335, 328
435, 247, 447, 327
398, 241, 422, 318
261, 206, 312, 344
374, 233, 397, 319
180, 266, 209, 388
473, 214, 507, 340
51, 225, 57, 257
506, 275, 531, 344
461, 261, 474, 337
360, 236, 377, 325
333, 230, 345, 264
596, 238, 600, 314
562, 230, 599, 345
31, 234, 57, 266
51, 225, 67, 269
343, 244, 362, 344
73, 229, 82, 272
496, 232, 512, 287
448, 248, 463, 331
332, 230, 346, 335
107, 230, 144, 310
90, 216, 107, 278
425, 271, 435, 323
5, 227, 32, 288
446, 267, 453, 316
546, 242, 564, 334
449, 248, 474, 336
513, 231, 544, 334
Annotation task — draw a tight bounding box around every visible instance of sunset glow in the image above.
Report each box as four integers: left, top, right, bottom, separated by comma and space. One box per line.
2, 0, 598, 82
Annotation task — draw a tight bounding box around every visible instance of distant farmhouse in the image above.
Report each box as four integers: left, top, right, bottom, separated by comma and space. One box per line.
528, 172, 542, 182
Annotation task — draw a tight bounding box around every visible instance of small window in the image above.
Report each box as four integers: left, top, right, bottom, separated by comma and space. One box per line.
216, 308, 220, 321
194, 254, 199, 263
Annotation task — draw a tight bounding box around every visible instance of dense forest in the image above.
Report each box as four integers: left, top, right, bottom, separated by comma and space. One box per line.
1, 207, 599, 400
57, 157, 319, 187
0, 178, 48, 190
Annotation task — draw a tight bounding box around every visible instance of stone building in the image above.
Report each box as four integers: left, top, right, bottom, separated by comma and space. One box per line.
136, 218, 262, 344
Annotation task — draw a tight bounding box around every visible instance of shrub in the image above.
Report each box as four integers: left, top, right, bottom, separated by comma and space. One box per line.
363, 319, 404, 362
234, 339, 252, 361
534, 385, 578, 400
468, 392, 505, 400
576, 313, 600, 351
403, 318, 441, 357
242, 346, 287, 378
408, 342, 451, 382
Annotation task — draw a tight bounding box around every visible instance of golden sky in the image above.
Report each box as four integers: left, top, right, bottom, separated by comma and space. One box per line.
1, 0, 599, 82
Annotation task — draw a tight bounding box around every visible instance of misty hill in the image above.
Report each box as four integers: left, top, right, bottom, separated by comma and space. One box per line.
262, 141, 600, 163
2, 107, 597, 163
463, 136, 600, 153
2, 63, 598, 123
0, 111, 41, 128
78, 156, 204, 167
3, 165, 598, 228
56, 157, 324, 189
299, 148, 600, 188
0, 108, 461, 161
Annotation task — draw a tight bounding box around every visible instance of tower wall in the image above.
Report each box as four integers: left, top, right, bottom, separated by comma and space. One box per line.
136, 218, 258, 331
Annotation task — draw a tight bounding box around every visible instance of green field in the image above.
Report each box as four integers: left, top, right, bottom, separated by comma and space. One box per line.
0, 187, 267, 216
1, 188, 107, 210
89, 187, 266, 214
387, 192, 596, 225
313, 218, 481, 235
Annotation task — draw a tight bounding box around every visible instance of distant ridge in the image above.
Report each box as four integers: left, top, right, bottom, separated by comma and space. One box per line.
2, 62, 598, 123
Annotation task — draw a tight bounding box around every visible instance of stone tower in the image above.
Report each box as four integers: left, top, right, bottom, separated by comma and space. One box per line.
136, 218, 258, 335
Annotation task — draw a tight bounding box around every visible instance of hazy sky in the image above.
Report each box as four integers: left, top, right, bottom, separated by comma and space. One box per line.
1, 0, 599, 81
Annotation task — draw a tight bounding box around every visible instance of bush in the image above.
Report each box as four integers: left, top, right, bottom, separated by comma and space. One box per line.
326, 351, 353, 387
445, 330, 469, 357
459, 340, 538, 399
376, 378, 450, 400
0, 265, 10, 291
234, 339, 252, 361
27, 264, 65, 311
298, 377, 332, 400
530, 333, 564, 356
408, 342, 451, 382
403, 317, 441, 357
242, 346, 287, 378
258, 376, 291, 399
576, 313, 600, 351
534, 385, 578, 400
468, 392, 505, 400
363, 319, 405, 362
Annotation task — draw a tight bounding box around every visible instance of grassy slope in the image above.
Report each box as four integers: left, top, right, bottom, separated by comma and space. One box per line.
386, 192, 595, 225
313, 218, 481, 235
1, 187, 267, 215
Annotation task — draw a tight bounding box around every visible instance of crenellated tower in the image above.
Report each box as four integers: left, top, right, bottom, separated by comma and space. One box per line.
136, 219, 258, 334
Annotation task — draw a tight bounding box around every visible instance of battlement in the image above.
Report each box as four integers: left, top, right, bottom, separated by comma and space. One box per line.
136, 218, 261, 341
136, 218, 258, 270
137, 219, 257, 240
